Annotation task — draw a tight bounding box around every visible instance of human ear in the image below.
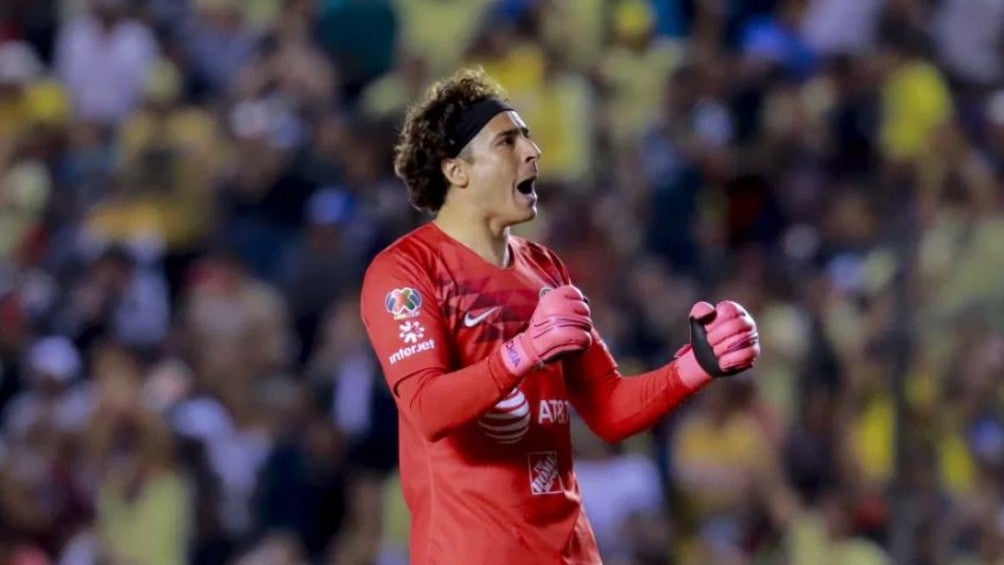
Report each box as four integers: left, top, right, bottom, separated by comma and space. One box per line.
441, 157, 469, 188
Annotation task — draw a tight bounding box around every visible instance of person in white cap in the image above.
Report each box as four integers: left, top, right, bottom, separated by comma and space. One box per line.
4, 336, 91, 441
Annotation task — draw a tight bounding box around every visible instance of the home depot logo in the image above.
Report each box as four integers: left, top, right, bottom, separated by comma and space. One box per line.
528, 451, 563, 495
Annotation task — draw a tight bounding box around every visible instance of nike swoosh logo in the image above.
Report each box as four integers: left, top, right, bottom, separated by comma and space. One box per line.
464, 307, 499, 327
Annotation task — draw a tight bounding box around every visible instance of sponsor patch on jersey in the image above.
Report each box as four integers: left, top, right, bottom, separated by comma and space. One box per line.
398, 321, 425, 344
385, 288, 422, 320
528, 451, 563, 495
478, 388, 530, 444
537, 399, 570, 425
387, 338, 435, 365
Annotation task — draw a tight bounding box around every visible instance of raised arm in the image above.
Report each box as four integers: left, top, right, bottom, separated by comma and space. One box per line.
567, 301, 761, 443
361, 257, 593, 442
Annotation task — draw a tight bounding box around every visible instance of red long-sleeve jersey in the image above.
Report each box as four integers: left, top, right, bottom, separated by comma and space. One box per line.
360, 223, 708, 564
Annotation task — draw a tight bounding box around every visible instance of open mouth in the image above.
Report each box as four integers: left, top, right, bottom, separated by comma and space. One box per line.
516, 177, 536, 195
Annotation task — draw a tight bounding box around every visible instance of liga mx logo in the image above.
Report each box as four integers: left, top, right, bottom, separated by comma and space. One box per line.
385, 288, 422, 320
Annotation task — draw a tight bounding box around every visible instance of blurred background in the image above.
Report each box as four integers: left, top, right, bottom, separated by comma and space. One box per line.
1, 0, 1003, 563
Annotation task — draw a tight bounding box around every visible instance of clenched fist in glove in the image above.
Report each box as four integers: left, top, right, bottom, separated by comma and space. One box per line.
500, 285, 593, 376
675, 300, 760, 386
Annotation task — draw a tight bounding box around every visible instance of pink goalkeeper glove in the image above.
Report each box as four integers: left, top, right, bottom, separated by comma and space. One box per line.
675, 300, 760, 387
500, 285, 593, 376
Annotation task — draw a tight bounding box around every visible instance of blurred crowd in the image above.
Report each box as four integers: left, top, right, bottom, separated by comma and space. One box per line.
1, 0, 1003, 563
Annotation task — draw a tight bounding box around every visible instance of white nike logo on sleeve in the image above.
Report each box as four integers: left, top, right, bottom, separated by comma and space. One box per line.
464, 307, 499, 327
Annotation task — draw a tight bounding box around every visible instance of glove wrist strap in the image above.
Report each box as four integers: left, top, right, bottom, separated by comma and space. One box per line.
689, 317, 741, 378
500, 334, 541, 377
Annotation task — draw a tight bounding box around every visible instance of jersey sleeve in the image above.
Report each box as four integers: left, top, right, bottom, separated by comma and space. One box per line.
360, 248, 524, 442
564, 335, 706, 443
360, 250, 450, 394
545, 247, 708, 443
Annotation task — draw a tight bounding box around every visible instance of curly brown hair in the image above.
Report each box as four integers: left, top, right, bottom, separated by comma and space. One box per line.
393, 67, 507, 213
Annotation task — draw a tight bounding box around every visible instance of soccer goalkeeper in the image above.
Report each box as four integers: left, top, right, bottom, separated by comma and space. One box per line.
360, 68, 760, 564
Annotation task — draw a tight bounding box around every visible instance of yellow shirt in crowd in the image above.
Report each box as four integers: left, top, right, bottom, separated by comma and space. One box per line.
98, 470, 190, 565
881, 60, 953, 162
